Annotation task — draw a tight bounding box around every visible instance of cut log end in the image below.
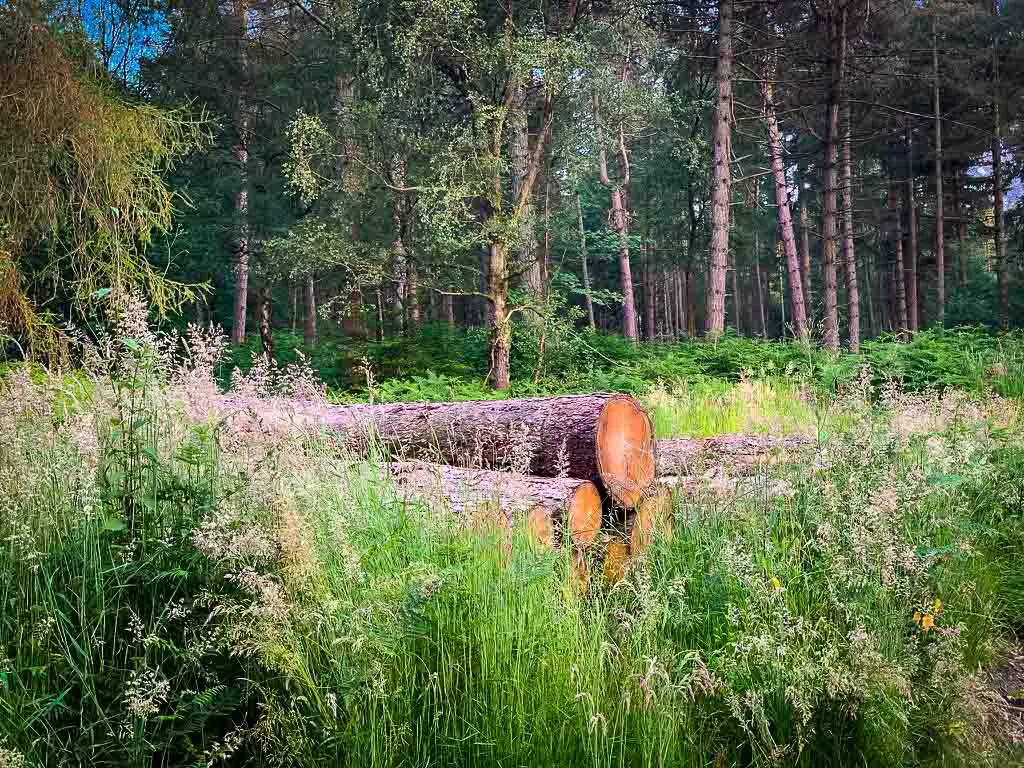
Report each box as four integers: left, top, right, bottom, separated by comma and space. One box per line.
603, 539, 629, 587
629, 484, 674, 555
565, 482, 602, 548
596, 397, 655, 509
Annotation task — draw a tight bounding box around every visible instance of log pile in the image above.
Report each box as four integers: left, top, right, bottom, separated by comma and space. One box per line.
221, 393, 801, 583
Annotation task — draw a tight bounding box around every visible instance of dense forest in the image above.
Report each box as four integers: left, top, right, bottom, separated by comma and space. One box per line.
3, 0, 1024, 388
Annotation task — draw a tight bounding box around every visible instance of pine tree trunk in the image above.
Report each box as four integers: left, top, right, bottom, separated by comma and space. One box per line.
841, 103, 860, 352
577, 192, 596, 330
890, 182, 908, 333
644, 243, 657, 341
932, 18, 945, 327
445, 293, 455, 326
303, 273, 317, 346
820, 10, 846, 351
992, 31, 1008, 330
800, 194, 813, 322
764, 77, 807, 339
229, 0, 250, 345
706, 0, 733, 340
754, 231, 767, 338
906, 121, 919, 332
391, 154, 408, 334
731, 253, 741, 335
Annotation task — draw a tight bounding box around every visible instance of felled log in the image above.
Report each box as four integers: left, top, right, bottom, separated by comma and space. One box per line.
661, 474, 795, 500
384, 462, 603, 548
627, 484, 674, 555
656, 434, 815, 476
225, 393, 655, 509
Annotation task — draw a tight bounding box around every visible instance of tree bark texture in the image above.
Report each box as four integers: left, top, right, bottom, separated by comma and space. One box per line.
992, 53, 1008, 330
594, 91, 638, 341
258, 284, 272, 358
820, 9, 846, 351
383, 462, 602, 548
841, 103, 860, 352
656, 434, 815, 476
764, 77, 807, 340
706, 0, 733, 340
932, 19, 945, 327
906, 122, 919, 331
800, 193, 813, 322
227, 393, 655, 509
889, 181, 908, 332
229, 0, 250, 344
577, 191, 596, 330
511, 86, 542, 297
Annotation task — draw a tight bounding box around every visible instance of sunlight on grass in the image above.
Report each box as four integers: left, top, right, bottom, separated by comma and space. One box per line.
645, 377, 819, 438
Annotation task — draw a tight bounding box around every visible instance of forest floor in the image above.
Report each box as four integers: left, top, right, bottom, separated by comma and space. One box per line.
3, 329, 1024, 766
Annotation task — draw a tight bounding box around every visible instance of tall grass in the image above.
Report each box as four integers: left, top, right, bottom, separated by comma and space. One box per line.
1, 348, 1023, 766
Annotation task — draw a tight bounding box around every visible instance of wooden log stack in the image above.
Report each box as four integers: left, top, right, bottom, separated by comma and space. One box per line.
223, 393, 656, 509
221, 392, 802, 583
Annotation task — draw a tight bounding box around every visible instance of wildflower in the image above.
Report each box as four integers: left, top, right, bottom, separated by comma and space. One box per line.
770, 576, 783, 593
124, 667, 170, 720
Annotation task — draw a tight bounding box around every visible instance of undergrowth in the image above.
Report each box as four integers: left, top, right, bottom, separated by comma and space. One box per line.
1, 319, 1023, 766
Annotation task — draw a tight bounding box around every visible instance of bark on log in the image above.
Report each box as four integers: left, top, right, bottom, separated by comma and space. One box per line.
224, 393, 655, 508
656, 434, 814, 475
384, 461, 602, 548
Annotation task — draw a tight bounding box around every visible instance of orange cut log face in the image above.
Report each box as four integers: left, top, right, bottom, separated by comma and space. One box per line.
566, 482, 602, 548
596, 398, 655, 509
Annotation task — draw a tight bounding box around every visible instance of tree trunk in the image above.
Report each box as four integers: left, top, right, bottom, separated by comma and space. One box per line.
656, 434, 814, 476
953, 161, 968, 284
258, 284, 273, 359
706, 0, 733, 340
511, 86, 542, 297
488, 239, 511, 390
626, 484, 674, 556
841, 102, 860, 352
764, 76, 807, 339
890, 181, 908, 333
992, 42, 1008, 329
685, 267, 696, 338
226, 393, 655, 509
820, 9, 846, 351
754, 232, 767, 338
384, 462, 602, 549
799, 192, 813, 322
906, 121, 919, 332
643, 242, 657, 341
391, 154, 409, 334
444, 293, 455, 326
730, 252, 741, 335
229, 0, 250, 345
594, 91, 638, 341
303, 273, 317, 346
576, 191, 596, 330
932, 18, 945, 327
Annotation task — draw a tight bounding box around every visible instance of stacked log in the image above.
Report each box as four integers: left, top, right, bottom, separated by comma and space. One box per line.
656, 434, 814, 475
383, 462, 602, 549
223, 393, 656, 509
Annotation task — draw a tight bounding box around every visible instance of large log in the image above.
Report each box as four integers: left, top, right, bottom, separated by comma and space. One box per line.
383, 461, 603, 548
656, 434, 814, 475
225, 393, 655, 509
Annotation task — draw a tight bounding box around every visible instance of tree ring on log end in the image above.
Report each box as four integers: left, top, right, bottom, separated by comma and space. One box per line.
566, 481, 602, 548
596, 397, 655, 509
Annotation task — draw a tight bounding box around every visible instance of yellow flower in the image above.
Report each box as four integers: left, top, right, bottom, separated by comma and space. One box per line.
932, 598, 943, 616
921, 613, 935, 632
913, 609, 923, 625
770, 576, 782, 592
